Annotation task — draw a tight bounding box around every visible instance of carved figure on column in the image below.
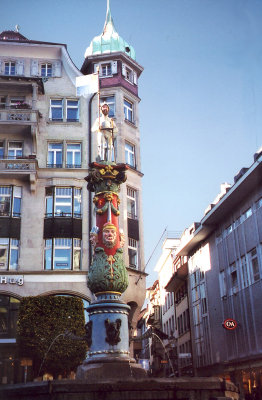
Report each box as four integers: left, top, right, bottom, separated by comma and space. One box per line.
92, 103, 118, 162
85, 163, 128, 295
105, 318, 122, 346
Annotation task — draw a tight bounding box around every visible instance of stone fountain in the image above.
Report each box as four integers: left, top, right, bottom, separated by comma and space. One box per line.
0, 110, 240, 399
76, 160, 146, 380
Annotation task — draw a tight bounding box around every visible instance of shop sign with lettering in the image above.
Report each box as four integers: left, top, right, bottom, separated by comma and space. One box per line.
0, 276, 24, 286
223, 318, 237, 330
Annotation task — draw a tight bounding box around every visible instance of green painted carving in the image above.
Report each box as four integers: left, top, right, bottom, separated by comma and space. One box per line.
86, 164, 127, 194
95, 202, 109, 215
88, 248, 128, 294
95, 201, 119, 216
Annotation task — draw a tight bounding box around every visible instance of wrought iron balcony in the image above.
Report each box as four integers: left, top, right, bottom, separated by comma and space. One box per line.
127, 212, 138, 220
46, 164, 63, 168
66, 164, 81, 169
45, 212, 82, 218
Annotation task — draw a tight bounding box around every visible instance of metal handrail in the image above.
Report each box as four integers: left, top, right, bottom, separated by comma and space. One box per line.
45, 212, 82, 218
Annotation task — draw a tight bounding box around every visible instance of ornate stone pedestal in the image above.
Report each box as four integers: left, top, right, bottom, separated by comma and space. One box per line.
77, 292, 146, 379
77, 162, 146, 379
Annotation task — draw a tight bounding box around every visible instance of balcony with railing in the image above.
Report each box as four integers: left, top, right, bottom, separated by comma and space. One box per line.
0, 105, 40, 125
0, 157, 37, 191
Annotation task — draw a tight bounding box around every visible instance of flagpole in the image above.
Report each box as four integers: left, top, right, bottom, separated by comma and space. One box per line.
97, 67, 101, 128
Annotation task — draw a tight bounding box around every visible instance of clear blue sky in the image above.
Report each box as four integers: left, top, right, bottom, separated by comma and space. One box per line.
2, 0, 262, 286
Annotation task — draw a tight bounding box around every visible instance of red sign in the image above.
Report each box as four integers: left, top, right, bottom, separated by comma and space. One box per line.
223, 319, 237, 330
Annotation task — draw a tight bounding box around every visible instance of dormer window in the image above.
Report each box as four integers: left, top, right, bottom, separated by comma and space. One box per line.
30, 60, 61, 78
1, 60, 24, 76
41, 63, 52, 77
4, 62, 15, 76
122, 63, 137, 85
125, 67, 132, 82
101, 63, 112, 77
94, 61, 117, 77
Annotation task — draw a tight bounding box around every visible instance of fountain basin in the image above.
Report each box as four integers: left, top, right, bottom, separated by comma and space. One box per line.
0, 377, 239, 400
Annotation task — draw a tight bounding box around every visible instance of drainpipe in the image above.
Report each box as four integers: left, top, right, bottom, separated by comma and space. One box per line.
88, 92, 97, 267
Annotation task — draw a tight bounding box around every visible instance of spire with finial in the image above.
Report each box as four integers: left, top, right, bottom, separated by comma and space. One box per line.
103, 0, 116, 35
84, 0, 136, 60
102, 0, 117, 38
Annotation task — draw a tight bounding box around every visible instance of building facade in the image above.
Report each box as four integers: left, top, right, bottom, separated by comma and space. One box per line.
177, 149, 262, 399
165, 254, 192, 377
148, 237, 180, 376
0, 2, 146, 384
143, 149, 262, 394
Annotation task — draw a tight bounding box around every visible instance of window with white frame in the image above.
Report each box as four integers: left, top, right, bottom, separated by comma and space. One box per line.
122, 63, 137, 84
100, 96, 115, 117
66, 143, 81, 168
0, 186, 22, 217
66, 100, 79, 122
50, 99, 63, 121
125, 142, 135, 167
8, 142, 23, 159
101, 63, 112, 77
31, 60, 61, 77
128, 238, 138, 269
0, 238, 19, 270
45, 187, 82, 218
41, 63, 52, 77
124, 99, 133, 122
44, 238, 81, 270
4, 62, 15, 76
125, 67, 132, 81
127, 187, 137, 219
50, 98, 79, 122
94, 61, 117, 76
248, 248, 260, 283
47, 143, 63, 167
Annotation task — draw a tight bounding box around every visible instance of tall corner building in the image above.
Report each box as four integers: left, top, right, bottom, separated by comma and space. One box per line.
0, 3, 145, 384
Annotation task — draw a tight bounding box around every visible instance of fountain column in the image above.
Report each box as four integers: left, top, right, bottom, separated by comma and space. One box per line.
77, 162, 146, 380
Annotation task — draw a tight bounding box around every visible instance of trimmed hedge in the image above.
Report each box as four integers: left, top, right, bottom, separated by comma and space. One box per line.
17, 296, 87, 378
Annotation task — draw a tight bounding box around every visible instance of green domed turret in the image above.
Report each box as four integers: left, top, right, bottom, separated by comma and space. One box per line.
84, 0, 136, 60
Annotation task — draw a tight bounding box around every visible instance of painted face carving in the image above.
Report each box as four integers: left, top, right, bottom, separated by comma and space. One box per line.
103, 225, 117, 248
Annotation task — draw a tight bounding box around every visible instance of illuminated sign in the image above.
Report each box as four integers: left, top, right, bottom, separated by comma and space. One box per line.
223, 318, 237, 330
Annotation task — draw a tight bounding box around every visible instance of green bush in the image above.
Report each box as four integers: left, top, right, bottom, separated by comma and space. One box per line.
17, 296, 87, 378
